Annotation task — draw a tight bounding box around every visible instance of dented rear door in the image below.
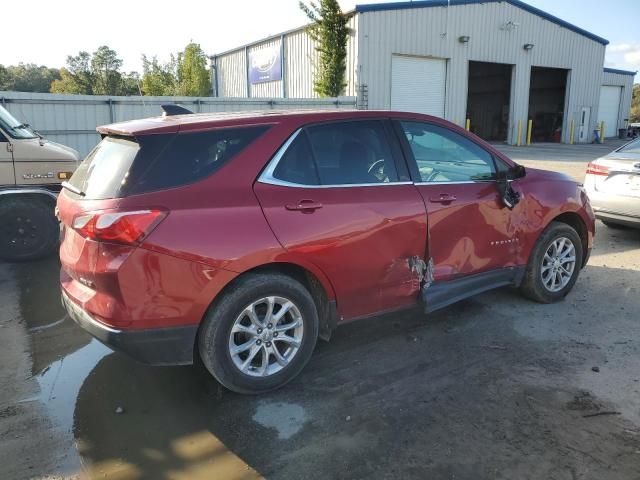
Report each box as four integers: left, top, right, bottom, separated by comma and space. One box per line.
254, 120, 427, 321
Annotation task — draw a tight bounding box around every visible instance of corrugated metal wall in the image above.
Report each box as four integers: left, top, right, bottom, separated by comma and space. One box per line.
601, 70, 635, 131
215, 15, 358, 99
0, 92, 356, 157
357, 2, 607, 144
217, 50, 247, 97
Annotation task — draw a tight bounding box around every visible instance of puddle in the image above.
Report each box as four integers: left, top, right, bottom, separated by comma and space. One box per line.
35, 339, 111, 473
252, 401, 309, 440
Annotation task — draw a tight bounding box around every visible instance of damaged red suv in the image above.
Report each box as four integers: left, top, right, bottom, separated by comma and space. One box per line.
58, 109, 595, 393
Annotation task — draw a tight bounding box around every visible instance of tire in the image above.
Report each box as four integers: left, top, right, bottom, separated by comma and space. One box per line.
601, 220, 628, 230
0, 196, 59, 262
198, 273, 319, 394
519, 221, 584, 304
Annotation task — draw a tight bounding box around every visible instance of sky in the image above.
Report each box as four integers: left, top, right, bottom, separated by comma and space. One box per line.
2, 0, 639, 81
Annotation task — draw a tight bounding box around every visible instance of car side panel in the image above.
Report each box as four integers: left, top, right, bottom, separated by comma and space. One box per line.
512, 168, 595, 266
254, 182, 428, 320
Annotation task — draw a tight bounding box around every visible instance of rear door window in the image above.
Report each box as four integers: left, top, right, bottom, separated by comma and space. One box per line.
68, 126, 269, 199
306, 121, 399, 185
269, 120, 400, 186
272, 133, 319, 185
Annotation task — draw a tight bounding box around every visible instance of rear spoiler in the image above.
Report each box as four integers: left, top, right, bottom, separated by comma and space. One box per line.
160, 104, 194, 116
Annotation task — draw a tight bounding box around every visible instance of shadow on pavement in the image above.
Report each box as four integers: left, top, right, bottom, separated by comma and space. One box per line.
71, 264, 640, 479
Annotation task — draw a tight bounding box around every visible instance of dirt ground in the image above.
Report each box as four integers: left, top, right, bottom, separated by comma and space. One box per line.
1, 140, 639, 480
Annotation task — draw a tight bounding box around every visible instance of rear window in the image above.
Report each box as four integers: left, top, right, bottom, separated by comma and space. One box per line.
618, 138, 640, 154
68, 126, 269, 199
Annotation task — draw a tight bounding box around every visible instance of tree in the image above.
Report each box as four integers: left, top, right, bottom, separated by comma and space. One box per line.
121, 72, 142, 96
0, 64, 61, 92
0, 65, 11, 91
175, 43, 211, 96
50, 46, 136, 95
631, 84, 640, 123
91, 46, 124, 95
300, 0, 350, 97
141, 55, 177, 96
51, 51, 94, 94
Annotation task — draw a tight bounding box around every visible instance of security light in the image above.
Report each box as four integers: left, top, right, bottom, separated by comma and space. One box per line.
459, 35, 470, 43
524, 43, 535, 50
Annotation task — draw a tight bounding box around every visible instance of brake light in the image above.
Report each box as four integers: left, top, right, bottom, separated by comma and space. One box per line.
586, 162, 610, 176
72, 210, 167, 245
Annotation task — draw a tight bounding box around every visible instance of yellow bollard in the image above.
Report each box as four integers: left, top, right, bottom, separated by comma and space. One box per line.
600, 121, 605, 144
527, 119, 533, 146
465, 119, 471, 131
517, 120, 522, 147
569, 119, 575, 145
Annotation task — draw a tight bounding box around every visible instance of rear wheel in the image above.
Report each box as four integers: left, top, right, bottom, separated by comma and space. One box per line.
520, 221, 583, 303
0, 196, 59, 262
198, 273, 319, 394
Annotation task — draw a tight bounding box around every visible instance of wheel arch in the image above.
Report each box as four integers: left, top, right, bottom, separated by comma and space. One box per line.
548, 211, 589, 267
196, 260, 339, 362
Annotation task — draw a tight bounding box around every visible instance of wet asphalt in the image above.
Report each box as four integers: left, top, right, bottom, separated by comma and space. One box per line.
1, 140, 640, 480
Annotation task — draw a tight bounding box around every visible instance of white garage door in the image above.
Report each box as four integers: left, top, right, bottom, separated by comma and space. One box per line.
598, 86, 622, 137
391, 56, 446, 117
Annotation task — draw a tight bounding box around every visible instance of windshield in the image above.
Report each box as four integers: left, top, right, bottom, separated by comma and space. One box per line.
0, 105, 38, 139
618, 137, 640, 155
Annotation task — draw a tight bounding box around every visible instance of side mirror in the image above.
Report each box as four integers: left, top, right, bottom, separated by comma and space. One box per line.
509, 164, 526, 180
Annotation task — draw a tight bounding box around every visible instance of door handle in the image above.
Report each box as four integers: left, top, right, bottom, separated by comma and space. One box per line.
429, 194, 457, 204
285, 200, 323, 212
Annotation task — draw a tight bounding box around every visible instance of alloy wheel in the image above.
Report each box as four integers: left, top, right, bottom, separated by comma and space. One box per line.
228, 296, 304, 377
540, 236, 577, 292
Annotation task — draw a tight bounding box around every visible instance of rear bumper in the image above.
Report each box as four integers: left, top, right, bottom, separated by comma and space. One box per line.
62, 291, 198, 366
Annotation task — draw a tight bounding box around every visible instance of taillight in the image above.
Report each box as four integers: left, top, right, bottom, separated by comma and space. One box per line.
72, 209, 167, 245
586, 162, 610, 176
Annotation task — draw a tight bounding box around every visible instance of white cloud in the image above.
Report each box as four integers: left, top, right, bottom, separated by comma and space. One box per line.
624, 50, 640, 68
605, 43, 640, 74
608, 43, 637, 54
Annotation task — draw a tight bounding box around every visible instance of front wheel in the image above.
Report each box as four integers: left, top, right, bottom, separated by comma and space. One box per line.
198, 273, 319, 394
520, 222, 583, 303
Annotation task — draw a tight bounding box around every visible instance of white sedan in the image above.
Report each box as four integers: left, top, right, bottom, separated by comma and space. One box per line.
584, 137, 640, 229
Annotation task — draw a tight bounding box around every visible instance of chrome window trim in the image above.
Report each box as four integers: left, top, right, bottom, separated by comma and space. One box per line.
414, 180, 497, 185
258, 127, 412, 189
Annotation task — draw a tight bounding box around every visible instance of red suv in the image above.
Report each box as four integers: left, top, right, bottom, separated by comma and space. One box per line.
58, 110, 595, 394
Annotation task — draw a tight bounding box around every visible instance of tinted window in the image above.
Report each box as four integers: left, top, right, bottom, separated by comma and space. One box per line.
68, 136, 140, 199
272, 133, 319, 185
400, 121, 495, 183
68, 126, 268, 199
306, 121, 399, 185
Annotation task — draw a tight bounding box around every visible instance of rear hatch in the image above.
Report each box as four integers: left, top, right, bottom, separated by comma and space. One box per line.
58, 126, 269, 326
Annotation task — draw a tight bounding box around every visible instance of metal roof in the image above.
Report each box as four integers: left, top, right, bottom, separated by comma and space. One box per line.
603, 67, 637, 76
355, 0, 609, 45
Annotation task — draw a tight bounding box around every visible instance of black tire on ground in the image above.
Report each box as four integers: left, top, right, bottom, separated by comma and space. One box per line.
519, 221, 584, 304
0, 196, 59, 262
198, 273, 319, 394
601, 220, 628, 230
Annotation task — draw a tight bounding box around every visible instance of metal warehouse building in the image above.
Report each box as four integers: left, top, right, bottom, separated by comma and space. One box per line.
210, 0, 636, 145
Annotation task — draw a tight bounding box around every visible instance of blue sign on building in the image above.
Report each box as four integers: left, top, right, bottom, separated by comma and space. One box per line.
249, 43, 282, 84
